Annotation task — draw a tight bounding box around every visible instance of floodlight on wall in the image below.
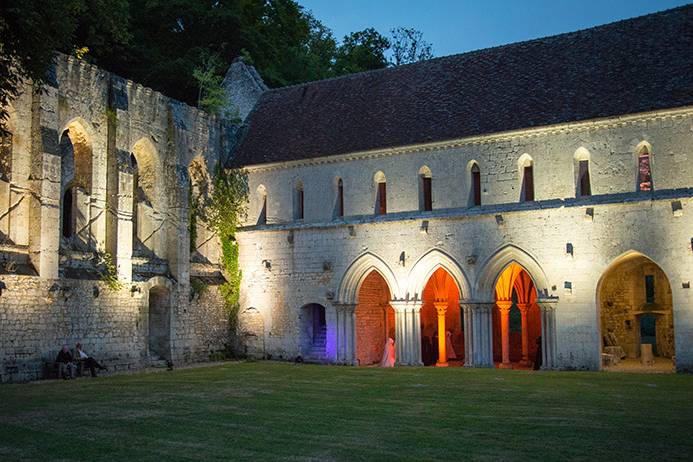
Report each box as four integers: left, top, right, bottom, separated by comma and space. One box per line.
130, 285, 142, 298
682, 281, 690, 289
495, 214, 504, 227
348, 225, 356, 237
420, 220, 429, 234
287, 231, 294, 244
399, 251, 406, 267
584, 207, 594, 222
564, 281, 572, 294
466, 255, 477, 265
262, 259, 272, 271
322, 261, 332, 271
672, 200, 683, 217
566, 243, 574, 256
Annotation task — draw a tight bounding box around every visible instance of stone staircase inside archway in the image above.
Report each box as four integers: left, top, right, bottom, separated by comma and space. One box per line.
306, 326, 327, 361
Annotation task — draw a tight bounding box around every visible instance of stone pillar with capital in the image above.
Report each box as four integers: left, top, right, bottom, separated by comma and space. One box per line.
517, 303, 531, 366
333, 303, 356, 365
460, 303, 474, 367
434, 301, 448, 367
496, 300, 513, 368
391, 300, 423, 366
471, 303, 495, 367
537, 300, 558, 370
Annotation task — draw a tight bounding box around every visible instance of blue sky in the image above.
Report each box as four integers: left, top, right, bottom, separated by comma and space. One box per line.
298, 0, 690, 58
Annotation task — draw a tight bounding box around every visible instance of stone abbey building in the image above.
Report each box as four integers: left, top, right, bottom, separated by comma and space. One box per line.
1, 6, 692, 381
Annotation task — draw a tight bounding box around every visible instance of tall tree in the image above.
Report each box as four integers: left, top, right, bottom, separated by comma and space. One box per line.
389, 27, 433, 66
334, 28, 390, 75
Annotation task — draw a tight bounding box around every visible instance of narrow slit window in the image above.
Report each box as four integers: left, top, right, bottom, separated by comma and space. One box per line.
377, 181, 387, 215
638, 149, 652, 191
578, 160, 591, 197
471, 164, 481, 206
422, 176, 432, 211
522, 165, 534, 202
337, 179, 344, 217
259, 194, 267, 224
296, 185, 304, 220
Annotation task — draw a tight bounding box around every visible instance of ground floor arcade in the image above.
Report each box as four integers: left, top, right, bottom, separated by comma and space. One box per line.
287, 248, 682, 373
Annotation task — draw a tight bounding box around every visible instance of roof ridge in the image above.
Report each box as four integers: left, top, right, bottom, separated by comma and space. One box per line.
262, 4, 692, 94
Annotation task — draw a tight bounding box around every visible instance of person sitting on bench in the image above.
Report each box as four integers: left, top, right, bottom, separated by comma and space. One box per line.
75, 343, 107, 377
56, 345, 76, 380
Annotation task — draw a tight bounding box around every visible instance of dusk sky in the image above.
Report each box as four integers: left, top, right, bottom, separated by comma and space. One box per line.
299, 0, 690, 58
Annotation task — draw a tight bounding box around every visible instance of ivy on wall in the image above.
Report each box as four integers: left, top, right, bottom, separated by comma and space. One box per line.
190, 163, 248, 351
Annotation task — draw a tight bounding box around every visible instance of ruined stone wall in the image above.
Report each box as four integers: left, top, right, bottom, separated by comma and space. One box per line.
236, 107, 693, 371
0, 275, 228, 383
0, 54, 231, 382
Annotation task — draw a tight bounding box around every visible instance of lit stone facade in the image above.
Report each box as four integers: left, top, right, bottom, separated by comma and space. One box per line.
236, 108, 693, 371
0, 54, 230, 382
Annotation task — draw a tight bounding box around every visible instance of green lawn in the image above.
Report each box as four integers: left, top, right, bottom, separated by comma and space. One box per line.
1, 362, 692, 461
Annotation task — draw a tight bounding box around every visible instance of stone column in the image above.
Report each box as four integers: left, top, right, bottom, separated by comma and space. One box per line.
517, 303, 531, 366
538, 300, 558, 370
412, 304, 423, 366
334, 303, 356, 365
471, 303, 494, 367
348, 308, 356, 365
434, 302, 448, 367
460, 303, 474, 367
497, 300, 513, 368
391, 301, 423, 366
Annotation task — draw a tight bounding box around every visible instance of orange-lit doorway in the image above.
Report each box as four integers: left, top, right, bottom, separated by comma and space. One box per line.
355, 271, 395, 365
420, 268, 463, 366
492, 263, 542, 369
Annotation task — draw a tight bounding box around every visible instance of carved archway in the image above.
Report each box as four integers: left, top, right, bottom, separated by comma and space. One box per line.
406, 248, 470, 301
336, 252, 401, 304
475, 244, 550, 302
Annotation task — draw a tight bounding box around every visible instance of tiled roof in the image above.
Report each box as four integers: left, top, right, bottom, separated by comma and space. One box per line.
232, 6, 693, 167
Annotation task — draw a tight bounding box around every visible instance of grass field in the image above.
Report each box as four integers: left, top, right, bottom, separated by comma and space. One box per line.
1, 362, 692, 461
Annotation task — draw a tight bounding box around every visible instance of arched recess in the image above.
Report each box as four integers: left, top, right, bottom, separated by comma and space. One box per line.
475, 244, 550, 302
406, 248, 471, 301
59, 118, 94, 249
596, 250, 675, 371
131, 137, 166, 258
299, 303, 327, 360
337, 252, 401, 304
145, 276, 173, 362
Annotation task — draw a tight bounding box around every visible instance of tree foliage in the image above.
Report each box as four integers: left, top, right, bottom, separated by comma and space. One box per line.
334, 28, 390, 75
0, 0, 435, 127
389, 27, 434, 66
